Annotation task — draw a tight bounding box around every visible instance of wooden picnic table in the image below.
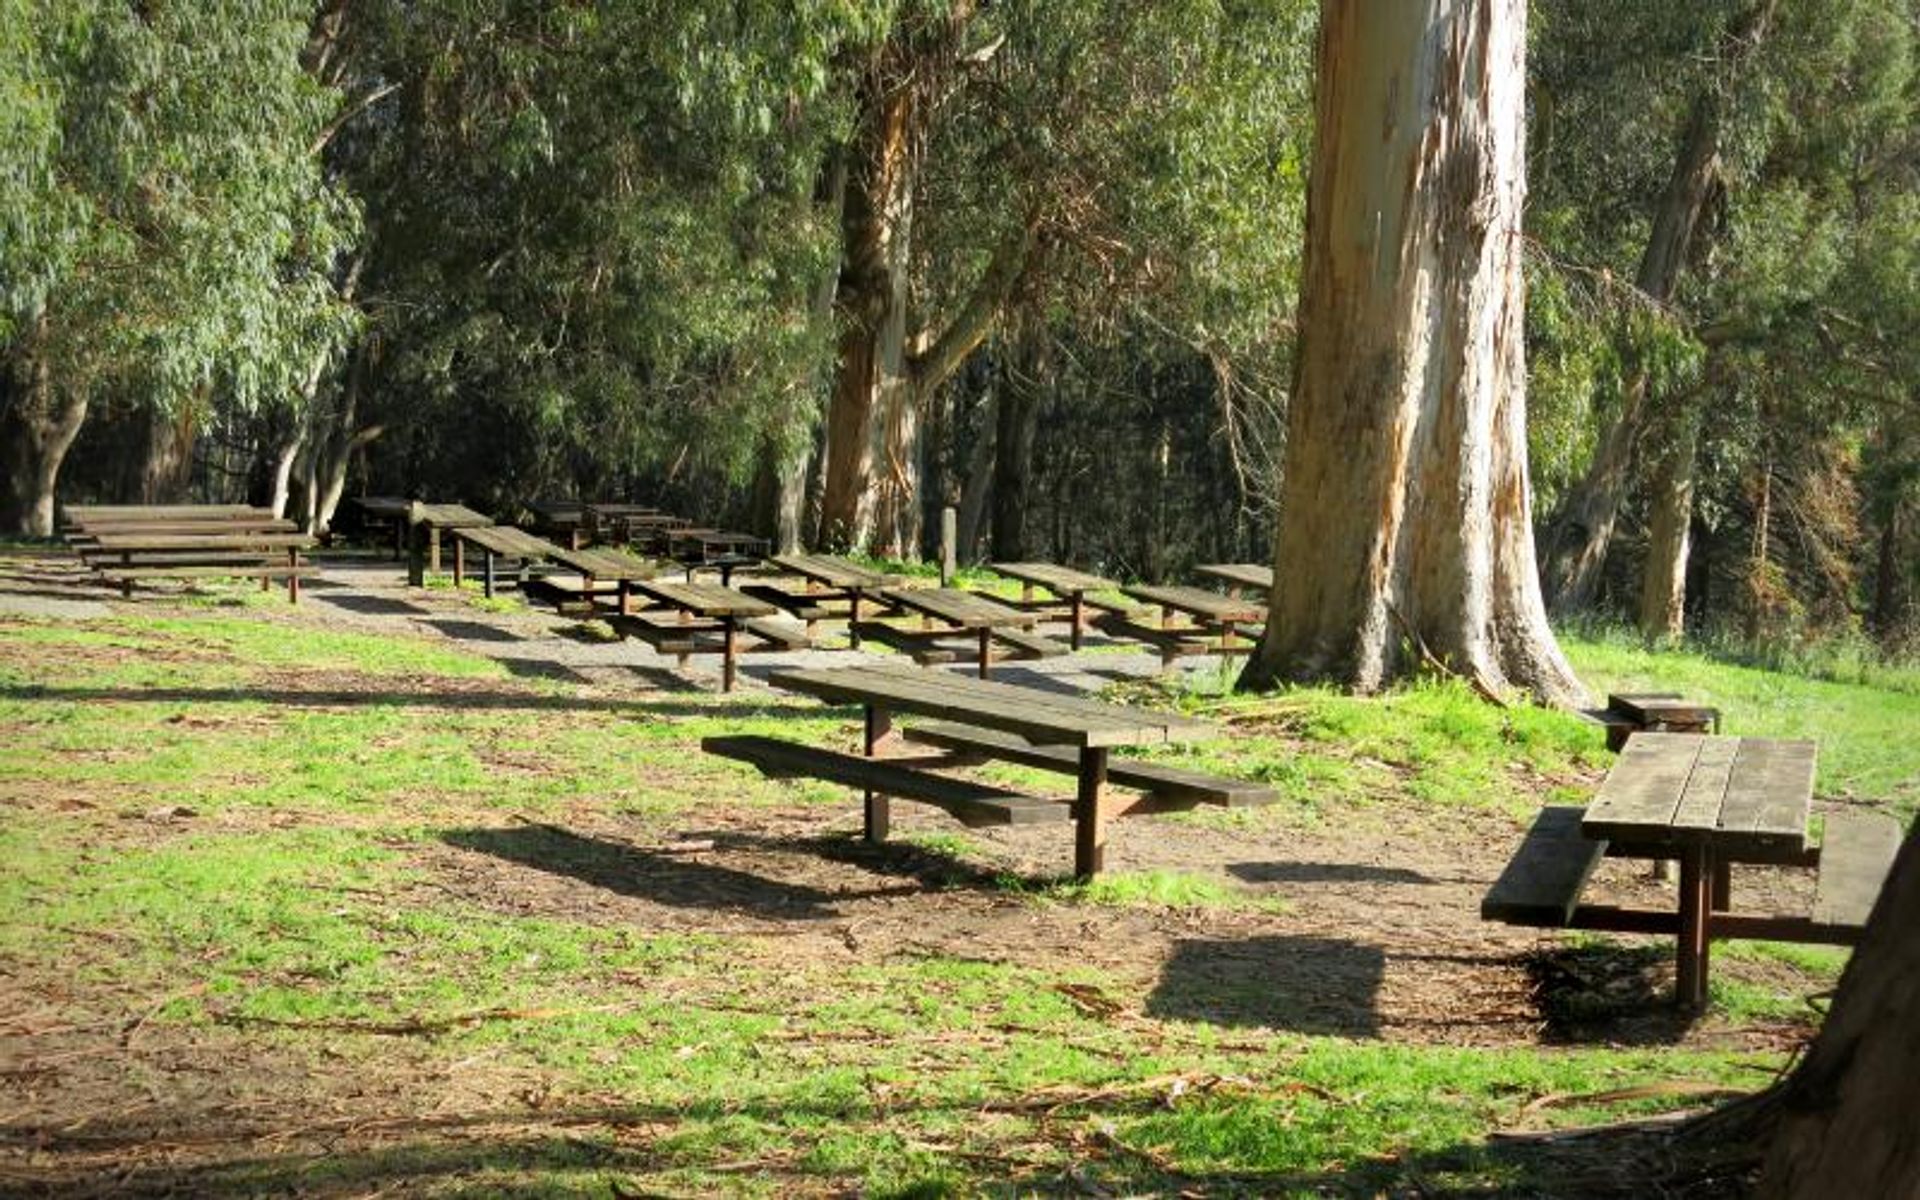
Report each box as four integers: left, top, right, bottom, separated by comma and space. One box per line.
544, 546, 662, 614
81, 527, 317, 602
768, 554, 896, 648
670, 530, 768, 584
625, 578, 779, 692
759, 664, 1219, 876
448, 526, 561, 596
876, 586, 1055, 678
1195, 562, 1274, 599
991, 561, 1118, 651
1111, 583, 1266, 664
1484, 732, 1900, 1010
522, 500, 588, 549
403, 503, 493, 580
351, 496, 413, 560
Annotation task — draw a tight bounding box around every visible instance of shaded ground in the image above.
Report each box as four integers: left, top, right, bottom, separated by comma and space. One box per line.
0, 546, 1857, 1196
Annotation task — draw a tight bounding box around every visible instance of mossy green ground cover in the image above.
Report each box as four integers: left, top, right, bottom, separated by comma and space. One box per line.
1, 606, 1903, 1196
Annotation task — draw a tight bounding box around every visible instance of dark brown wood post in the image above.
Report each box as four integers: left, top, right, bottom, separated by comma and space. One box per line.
452, 535, 466, 588
849, 591, 863, 649
482, 550, 496, 599
1677, 846, 1713, 1009
1712, 860, 1732, 911
977, 628, 992, 679
287, 546, 301, 604
1070, 593, 1085, 652
722, 617, 739, 693
406, 501, 426, 587
863, 706, 892, 842
1074, 747, 1110, 878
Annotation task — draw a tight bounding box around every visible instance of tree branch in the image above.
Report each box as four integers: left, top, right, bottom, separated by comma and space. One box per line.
908, 219, 1036, 398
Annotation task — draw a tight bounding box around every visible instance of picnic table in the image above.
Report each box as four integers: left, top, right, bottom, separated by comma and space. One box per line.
669, 529, 769, 585
448, 525, 562, 597
1483, 732, 1901, 1009
619, 578, 786, 692
1195, 562, 1274, 599
352, 496, 414, 559
766, 554, 897, 648
82, 525, 317, 602
400, 502, 493, 582
867, 586, 1066, 677
990, 561, 1119, 651
522, 500, 588, 549
1101, 583, 1266, 665
540, 546, 662, 614
706, 664, 1274, 877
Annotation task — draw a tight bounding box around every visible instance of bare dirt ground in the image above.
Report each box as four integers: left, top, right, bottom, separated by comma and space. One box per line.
0, 548, 1830, 1196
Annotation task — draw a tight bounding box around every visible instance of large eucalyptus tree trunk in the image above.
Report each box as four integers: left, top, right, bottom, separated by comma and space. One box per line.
1239, 0, 1584, 707
1752, 825, 1920, 1196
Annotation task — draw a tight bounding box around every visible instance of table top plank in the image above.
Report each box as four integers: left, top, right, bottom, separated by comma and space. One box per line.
990, 561, 1117, 594
1583, 734, 1700, 835
767, 664, 1214, 748
1123, 583, 1267, 623
1721, 739, 1817, 845
454, 526, 559, 558
769, 553, 894, 590
91, 532, 317, 551
1670, 736, 1738, 836
1194, 563, 1274, 592
881, 587, 1038, 630
547, 546, 661, 581
414, 503, 493, 528
630, 579, 777, 618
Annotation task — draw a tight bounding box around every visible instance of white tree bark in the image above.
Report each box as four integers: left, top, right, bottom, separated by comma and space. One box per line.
1241, 0, 1584, 707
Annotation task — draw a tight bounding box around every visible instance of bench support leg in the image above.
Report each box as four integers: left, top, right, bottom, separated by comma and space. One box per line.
1712, 860, 1732, 911
483, 551, 496, 599
977, 628, 992, 680
428, 526, 442, 575
1677, 846, 1713, 1010
452, 537, 465, 587
1074, 748, 1109, 879
1070, 593, 1085, 652
722, 618, 739, 693
863, 707, 892, 843
288, 548, 301, 604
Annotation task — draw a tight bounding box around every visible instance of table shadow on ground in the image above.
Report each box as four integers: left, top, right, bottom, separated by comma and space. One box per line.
316, 593, 430, 617
498, 658, 595, 685
1228, 860, 1438, 886
1524, 942, 1700, 1044
1146, 935, 1384, 1037
420, 618, 523, 643
442, 824, 851, 920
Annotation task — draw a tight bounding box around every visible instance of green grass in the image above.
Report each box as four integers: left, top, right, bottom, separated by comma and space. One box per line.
2, 598, 1902, 1196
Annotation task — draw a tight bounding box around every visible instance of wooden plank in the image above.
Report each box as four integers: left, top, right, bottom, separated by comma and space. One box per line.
766, 664, 1215, 748
882, 586, 1036, 630
1721, 738, 1817, 851
1609, 693, 1718, 729
846, 621, 964, 663
702, 735, 1071, 827
547, 546, 660, 580
992, 628, 1069, 659
100, 565, 318, 581
1481, 806, 1609, 927
1194, 563, 1274, 592
768, 553, 893, 589
1088, 611, 1214, 655
1581, 733, 1701, 840
629, 579, 776, 618
455, 526, 558, 558
90, 533, 315, 551
413, 503, 493, 528
1811, 812, 1902, 928
903, 721, 1277, 808
990, 561, 1116, 594
1123, 583, 1266, 624
741, 617, 811, 650
67, 504, 259, 520
1670, 735, 1738, 836
739, 583, 837, 620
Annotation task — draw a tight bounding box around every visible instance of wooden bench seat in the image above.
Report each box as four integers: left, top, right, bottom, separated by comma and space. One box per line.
1089, 611, 1213, 657
992, 628, 1069, 660
740, 583, 838, 621
1812, 811, 1902, 929
1481, 806, 1609, 927
849, 620, 963, 663
702, 735, 1070, 828
902, 721, 1277, 808
742, 617, 812, 650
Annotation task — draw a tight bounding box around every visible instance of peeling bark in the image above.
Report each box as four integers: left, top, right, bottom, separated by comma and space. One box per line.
1240, 0, 1584, 707
1637, 411, 1699, 641
0, 322, 87, 537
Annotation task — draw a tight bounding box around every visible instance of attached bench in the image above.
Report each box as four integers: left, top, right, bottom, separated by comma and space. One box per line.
991, 628, 1070, 660
903, 720, 1277, 810
849, 620, 964, 664
703, 735, 1071, 827
1090, 610, 1214, 661
1480, 806, 1609, 927
1811, 811, 1903, 930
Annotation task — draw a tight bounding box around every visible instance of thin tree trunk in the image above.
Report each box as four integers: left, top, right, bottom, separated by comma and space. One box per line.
1638, 412, 1699, 641
270, 432, 306, 519
1870, 491, 1905, 639
1540, 0, 1777, 614
1240, 0, 1584, 707
1744, 452, 1774, 643
989, 325, 1044, 562
0, 324, 87, 538
953, 388, 996, 564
